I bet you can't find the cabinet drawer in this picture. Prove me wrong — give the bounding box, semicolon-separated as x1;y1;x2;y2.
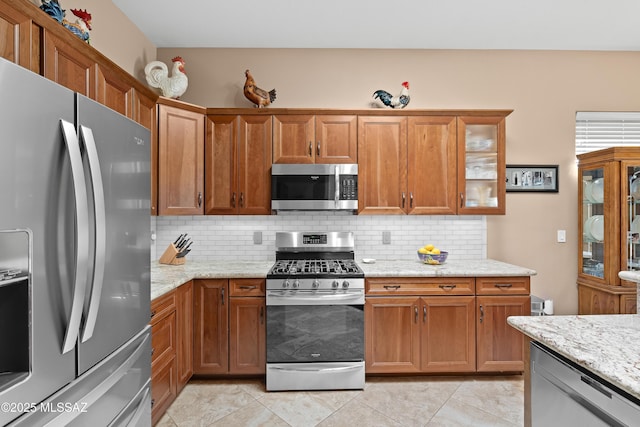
150;290;176;325
151;310;176;365
476;277;530;295
151;354;176;425
229;278;265;297
366;277;475;296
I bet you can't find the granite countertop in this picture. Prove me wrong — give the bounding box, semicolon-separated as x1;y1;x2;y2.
151;258;536;300
508;314;640;400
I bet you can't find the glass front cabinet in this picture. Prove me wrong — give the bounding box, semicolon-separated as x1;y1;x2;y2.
577;147;638;314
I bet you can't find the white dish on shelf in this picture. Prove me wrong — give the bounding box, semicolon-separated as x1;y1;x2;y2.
632;216;640;234
591;178;604;203
583;180;595;203
583;216;594;241
590;215;604;242
632;178;640;199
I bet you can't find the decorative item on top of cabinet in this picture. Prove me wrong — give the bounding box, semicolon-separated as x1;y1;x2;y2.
205;114;272;214
157;97;205;215
243;69;276;108
577;147;639;314
39;1;92;44
273;114;357;164
372;81;410;109
145;57;188;100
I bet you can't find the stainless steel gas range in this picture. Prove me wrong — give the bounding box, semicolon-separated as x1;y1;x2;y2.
265;231;365;391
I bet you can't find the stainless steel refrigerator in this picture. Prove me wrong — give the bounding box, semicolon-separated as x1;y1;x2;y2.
0;57;151;426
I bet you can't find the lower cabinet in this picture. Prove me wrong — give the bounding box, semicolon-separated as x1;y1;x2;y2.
365;276;530;374
365;278;476;374
476;277;531;372
150;281;193;425
194;278;266;375
578;282;637;314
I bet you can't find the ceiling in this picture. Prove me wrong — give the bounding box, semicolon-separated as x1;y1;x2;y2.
112;0;640;51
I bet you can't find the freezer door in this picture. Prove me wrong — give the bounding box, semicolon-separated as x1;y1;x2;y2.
75;95;151;375
8;326;152;427
0;58;77;425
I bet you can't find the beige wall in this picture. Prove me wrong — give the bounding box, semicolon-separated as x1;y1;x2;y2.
157;48;640;314
29;0;156;80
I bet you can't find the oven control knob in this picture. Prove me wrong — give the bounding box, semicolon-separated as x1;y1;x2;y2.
332;280;340;289
312;279;320;289
342;280;350;289
283;279;290;289
293;279;300;289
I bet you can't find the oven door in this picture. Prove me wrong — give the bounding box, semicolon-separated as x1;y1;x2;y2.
266;290;364;364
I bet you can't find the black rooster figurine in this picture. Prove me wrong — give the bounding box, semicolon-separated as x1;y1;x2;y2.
373;81;410;109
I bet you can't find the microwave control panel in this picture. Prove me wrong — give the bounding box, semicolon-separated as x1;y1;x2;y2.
340;176;358;200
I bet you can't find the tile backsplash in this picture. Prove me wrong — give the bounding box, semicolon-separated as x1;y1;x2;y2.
152;213;486;263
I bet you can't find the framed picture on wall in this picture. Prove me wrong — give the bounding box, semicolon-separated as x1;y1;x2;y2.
506;165;559;193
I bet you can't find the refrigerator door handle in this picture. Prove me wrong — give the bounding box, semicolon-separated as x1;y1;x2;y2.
79;125;106;343
60;119;90;354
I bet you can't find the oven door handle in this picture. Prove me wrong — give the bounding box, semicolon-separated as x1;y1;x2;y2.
268;364;362;373
266;290;364;303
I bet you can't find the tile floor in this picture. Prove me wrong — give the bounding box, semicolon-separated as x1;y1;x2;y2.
157;375;524;427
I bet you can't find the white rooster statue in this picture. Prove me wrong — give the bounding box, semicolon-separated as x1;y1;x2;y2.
373;81;410;109
144;57;188;99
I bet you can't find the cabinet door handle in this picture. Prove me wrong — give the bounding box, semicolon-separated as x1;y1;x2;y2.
239;285;257;290
231;192;236;208
240;192;244;208
423;305;427;323
221;287;225;305
150;309;156;319
309;141;312;156
197;191;203;207
439;284;457;290
317;141;320;156
410;192;414;208
494;283;513;289
260;306;264;324
402;192;406;208
479;305;484;323
414;305;418;323
383;285;401;290
460;192;464;208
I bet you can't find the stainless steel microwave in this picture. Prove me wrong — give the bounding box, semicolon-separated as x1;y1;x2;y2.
271;164;358;211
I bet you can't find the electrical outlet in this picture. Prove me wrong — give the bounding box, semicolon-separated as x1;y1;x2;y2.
382;231;391;244
557;229;566;243
253;231;262;244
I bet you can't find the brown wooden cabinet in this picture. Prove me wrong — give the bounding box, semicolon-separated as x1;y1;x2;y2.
205;115;272;215
365;277;476;374
43;30;96;98
476;277;530;372
0;1;40;72
157;98;205;215
150;291;177;425
175;281;193;394
273;114;357;164
193;278;266;375
577;147;639;314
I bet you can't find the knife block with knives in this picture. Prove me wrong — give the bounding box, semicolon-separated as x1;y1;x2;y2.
159;234;192;265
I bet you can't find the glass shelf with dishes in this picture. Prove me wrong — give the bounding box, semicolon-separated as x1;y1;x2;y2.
463;124;499;208
582;168;605;279
626;166;640;271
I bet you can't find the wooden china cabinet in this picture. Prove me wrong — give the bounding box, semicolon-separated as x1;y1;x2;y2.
577;147;639;314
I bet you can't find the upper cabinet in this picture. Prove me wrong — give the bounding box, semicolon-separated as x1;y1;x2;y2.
0;2;40;72
358;111;510;215
157;98;205;215
205;114;272;215
577;147;638;314
457;115;507;215
273;114;357;164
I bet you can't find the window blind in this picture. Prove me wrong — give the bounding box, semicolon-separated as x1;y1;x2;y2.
575;112;640;155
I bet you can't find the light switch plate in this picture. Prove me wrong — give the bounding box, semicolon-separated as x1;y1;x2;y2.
557;229;566;243
382;231;391;244
253;231;262;244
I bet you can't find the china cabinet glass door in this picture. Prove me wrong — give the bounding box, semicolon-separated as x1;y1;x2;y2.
624;164;640;272
458;116;506;214
581;167;605;280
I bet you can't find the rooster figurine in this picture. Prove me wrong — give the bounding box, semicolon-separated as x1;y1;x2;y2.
373;81;410;109
144;57;188;99
243;70;276;108
40;1;91;43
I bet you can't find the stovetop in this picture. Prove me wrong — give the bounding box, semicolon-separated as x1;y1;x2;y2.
268;259;363;278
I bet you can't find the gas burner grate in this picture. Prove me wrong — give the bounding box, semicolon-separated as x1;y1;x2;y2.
270;259;362;276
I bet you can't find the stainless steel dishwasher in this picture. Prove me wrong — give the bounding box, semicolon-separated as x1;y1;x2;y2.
531;342;640;426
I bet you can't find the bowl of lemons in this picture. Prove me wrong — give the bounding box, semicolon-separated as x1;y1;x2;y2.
417;244;448;265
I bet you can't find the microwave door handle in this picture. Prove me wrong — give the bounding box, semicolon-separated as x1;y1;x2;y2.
60;120;90;354
335;166;340;206
79;125;106;343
